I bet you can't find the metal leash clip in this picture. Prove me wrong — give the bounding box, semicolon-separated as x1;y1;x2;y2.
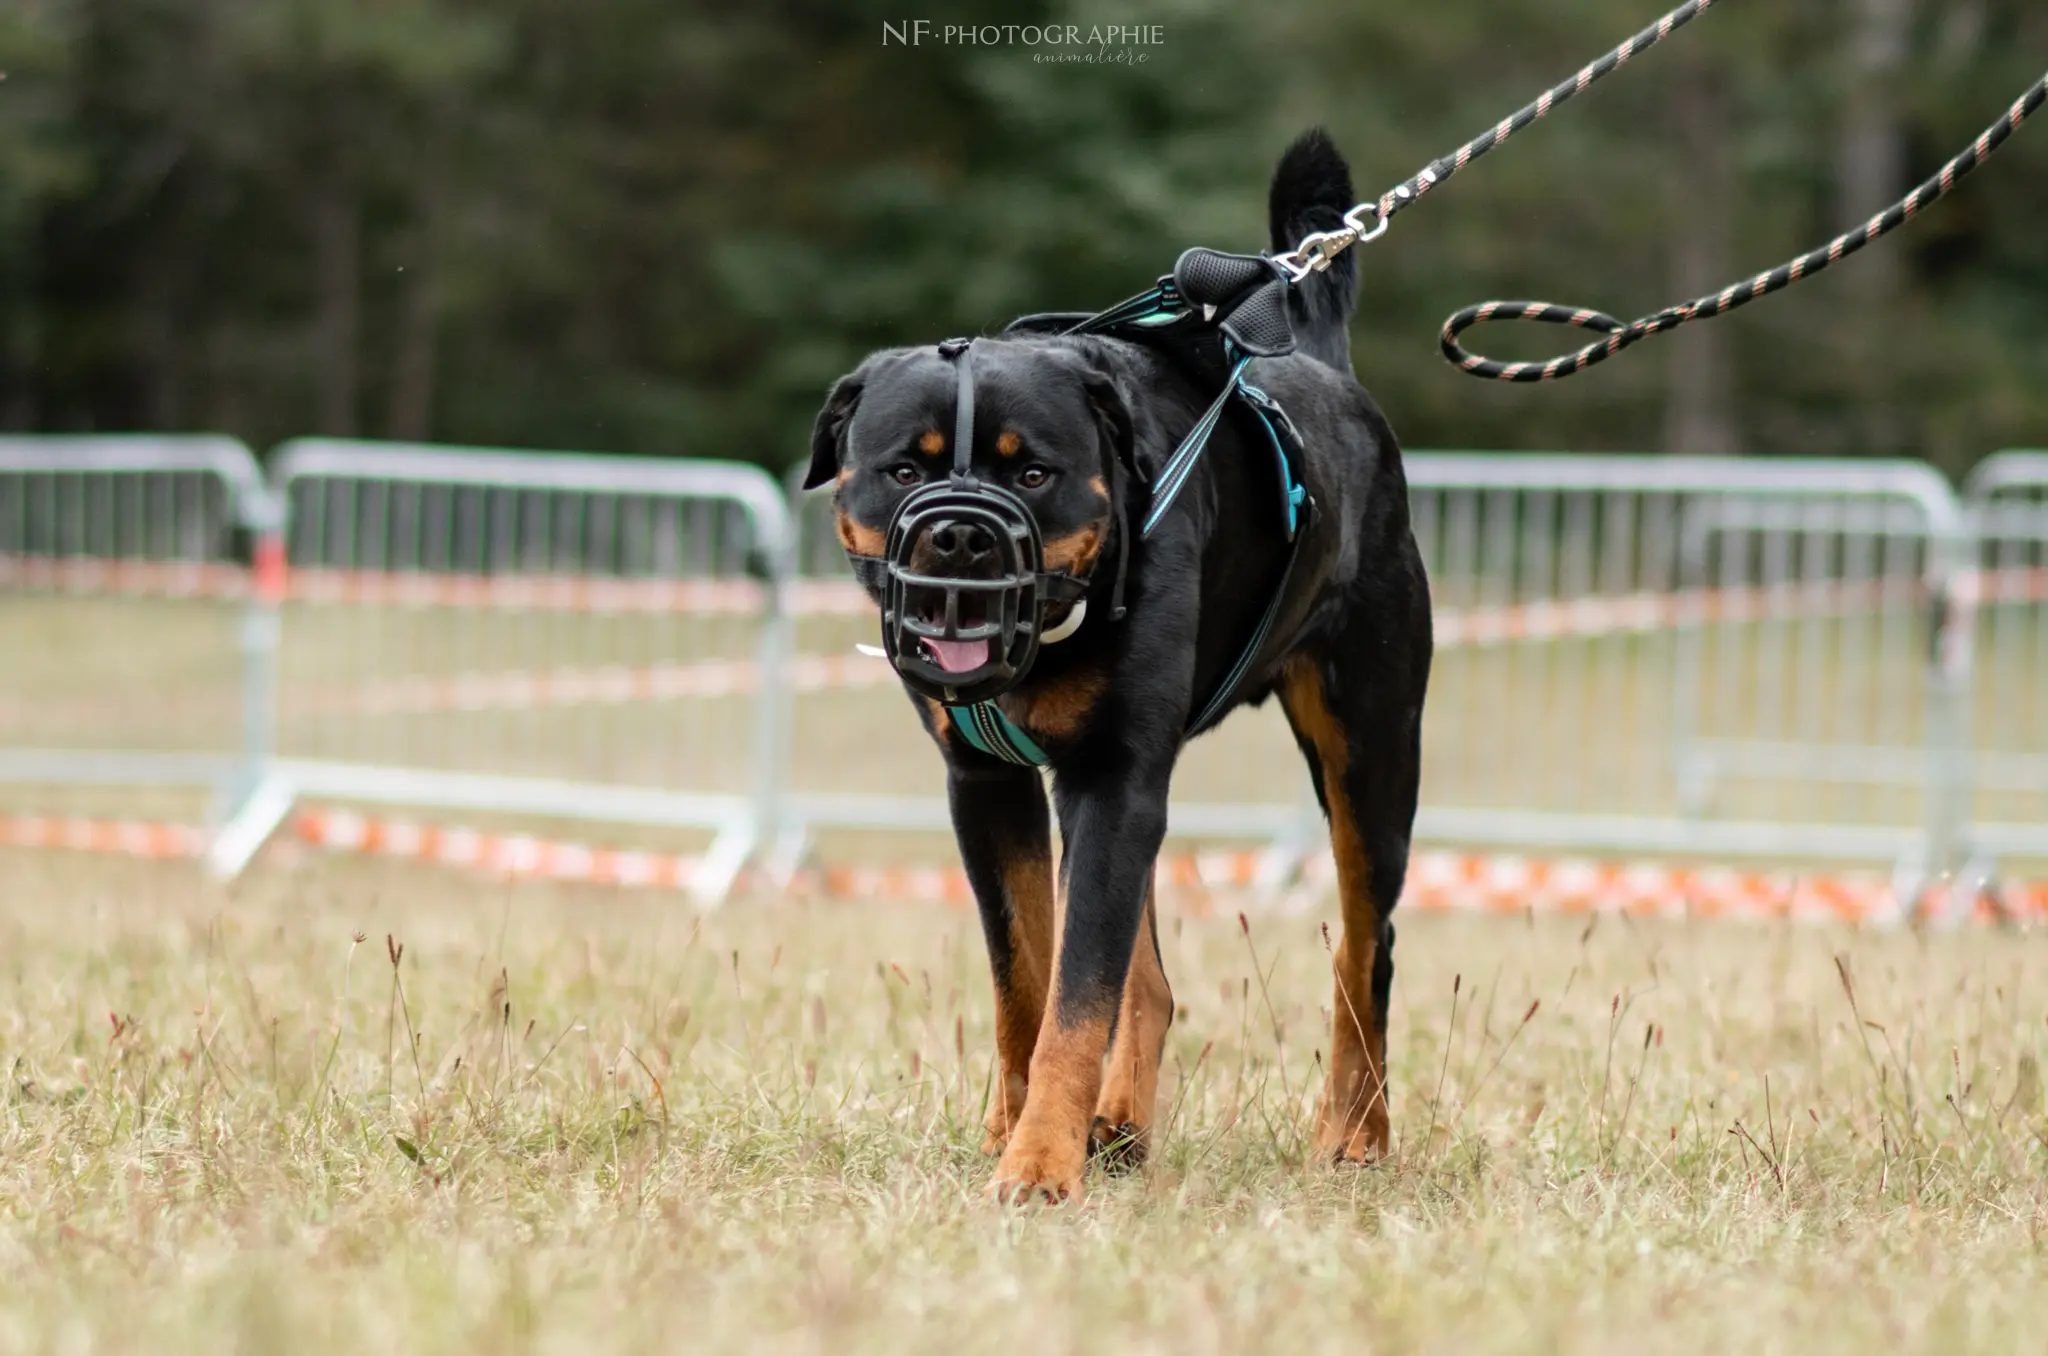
1273;204;1389;283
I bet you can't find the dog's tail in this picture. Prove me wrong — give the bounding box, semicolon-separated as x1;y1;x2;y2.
1269;128;1359;371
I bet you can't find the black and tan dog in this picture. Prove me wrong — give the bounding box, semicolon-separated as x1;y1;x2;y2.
805;130;1431;1202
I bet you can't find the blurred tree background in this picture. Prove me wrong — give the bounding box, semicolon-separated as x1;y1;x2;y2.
0;0;2043;476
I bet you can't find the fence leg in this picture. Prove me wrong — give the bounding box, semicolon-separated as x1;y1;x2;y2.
704;564;803;905
1908;536;1974;929
1921;557;1978;926
209;523;292;879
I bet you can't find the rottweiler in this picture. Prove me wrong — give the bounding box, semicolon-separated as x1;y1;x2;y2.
804;129;1432;1203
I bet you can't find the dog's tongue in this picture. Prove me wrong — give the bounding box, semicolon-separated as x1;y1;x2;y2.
923;637;990;674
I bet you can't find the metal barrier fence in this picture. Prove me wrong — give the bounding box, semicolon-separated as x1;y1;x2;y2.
1963;451;2048;869
0;436;278;829
2;436;2043;901
1409;456;1968;897
249;439;795;900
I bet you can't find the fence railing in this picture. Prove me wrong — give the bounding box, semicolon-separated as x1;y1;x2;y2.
2;436;2042;904
0;436;278;830
244;439;796;900
1405;455;1968;900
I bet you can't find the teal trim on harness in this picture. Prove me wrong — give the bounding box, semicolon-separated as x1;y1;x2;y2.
975;276;1317;757
1237;378;1305;539
1141;355;1253;537
950;699;1050;767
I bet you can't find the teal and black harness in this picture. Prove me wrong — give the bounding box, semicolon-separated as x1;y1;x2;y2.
849;246;1317;768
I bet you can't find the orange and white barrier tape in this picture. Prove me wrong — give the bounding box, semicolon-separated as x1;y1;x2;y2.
0;556;255;600
0;814;204;859
4;807;2043;924
282;807;2048;925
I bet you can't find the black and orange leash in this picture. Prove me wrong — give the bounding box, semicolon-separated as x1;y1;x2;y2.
1270;0;2048;383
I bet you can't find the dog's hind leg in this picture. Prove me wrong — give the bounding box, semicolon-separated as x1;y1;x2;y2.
1090;878;1173;1169
1277;646;1424;1164
947;757;1056;1155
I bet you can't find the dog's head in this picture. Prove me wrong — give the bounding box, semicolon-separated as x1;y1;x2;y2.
806;339;1133;697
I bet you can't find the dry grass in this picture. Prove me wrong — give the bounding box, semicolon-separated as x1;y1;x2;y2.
3;846;2048;1354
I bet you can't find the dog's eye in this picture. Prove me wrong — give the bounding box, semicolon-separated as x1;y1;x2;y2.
1017;464;1054;490
887;463;923;487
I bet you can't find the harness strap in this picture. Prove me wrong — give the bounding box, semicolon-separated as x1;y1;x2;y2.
1189;529;1306;738
951;698;1049;766
1142;355;1253;537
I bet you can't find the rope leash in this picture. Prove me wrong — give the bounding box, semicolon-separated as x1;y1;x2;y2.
1441;73;2048;381
1270;0;2048;383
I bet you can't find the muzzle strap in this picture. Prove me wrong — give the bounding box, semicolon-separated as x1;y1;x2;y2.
937;336;976;477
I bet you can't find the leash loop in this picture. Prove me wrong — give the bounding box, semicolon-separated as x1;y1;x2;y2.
1446;71;2048;382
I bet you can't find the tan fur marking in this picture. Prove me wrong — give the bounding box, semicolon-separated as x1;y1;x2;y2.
835;509;886;557
1277;655;1391;1164
1000;666;1106;742
919;430;945;455
992;1009;1107;1205
835;467;854;487
1042;524;1104;575
995;430;1023;457
918;696;954;739
1092;882;1171;1166
991;871;1108;1204
1087;475;1108;500
982;849;1055;1154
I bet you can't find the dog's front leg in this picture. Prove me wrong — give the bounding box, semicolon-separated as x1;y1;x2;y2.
947;758;1056;1155
990;758;1171;1205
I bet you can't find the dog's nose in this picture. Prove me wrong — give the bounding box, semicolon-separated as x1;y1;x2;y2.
928;522;995;565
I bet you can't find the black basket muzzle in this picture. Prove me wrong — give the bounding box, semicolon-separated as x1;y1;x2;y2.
881;477;1064;703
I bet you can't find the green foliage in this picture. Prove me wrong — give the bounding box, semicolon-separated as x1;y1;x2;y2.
0;0;2043;472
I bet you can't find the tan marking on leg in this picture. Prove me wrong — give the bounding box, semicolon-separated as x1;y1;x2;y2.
919;430;945;455
1043;524;1103;575
982;847;1055;1154
1277;655;1390;1164
836;508;885;556
1092;881;1171;1169
995;430;1023;457
992;1008;1106;1205
991;873;1105;1204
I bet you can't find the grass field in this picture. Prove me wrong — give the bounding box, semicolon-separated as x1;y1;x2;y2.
4;847;2048;1354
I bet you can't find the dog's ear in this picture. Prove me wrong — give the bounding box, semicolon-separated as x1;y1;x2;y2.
1079;365;1140;486
805;372;865;490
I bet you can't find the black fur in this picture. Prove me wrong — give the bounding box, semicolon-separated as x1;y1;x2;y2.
811;129;1432;1185
1270;127;1359;371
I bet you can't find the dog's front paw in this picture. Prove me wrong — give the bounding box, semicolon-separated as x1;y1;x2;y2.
988;1129;1087;1206
1313;1102;1391;1166
1088;1116;1149;1173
